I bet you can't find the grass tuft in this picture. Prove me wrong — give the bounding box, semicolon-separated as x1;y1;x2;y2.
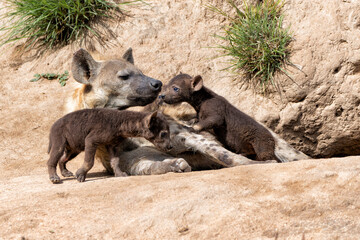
0;0;141;49
30;71;69;86
210;0;292;93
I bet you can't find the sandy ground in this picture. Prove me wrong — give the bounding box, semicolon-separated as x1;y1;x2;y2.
1;157;360;239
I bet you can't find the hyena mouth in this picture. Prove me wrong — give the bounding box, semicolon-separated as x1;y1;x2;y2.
127;95;158;105
117;106;129;110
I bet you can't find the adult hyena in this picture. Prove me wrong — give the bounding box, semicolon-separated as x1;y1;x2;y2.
66;48;309;176
66;48;192;175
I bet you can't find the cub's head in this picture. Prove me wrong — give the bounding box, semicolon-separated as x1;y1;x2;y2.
143;111;172;151
159;73;203;105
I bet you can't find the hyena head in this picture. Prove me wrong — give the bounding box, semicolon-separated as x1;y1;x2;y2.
70;48;162;111
159;73;203;105
143;111;173;152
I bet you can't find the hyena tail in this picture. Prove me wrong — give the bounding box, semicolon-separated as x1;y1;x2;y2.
271;132;310;162
259;124;310;162
256;121;310;162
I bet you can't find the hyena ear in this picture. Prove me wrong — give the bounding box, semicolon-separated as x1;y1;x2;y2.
72;48;101;84
122;48;134;64
145;111;158;129
191;75;203;92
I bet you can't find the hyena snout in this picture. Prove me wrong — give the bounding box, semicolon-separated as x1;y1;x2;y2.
160;142;173;152
149;78;162;91
132;76;162;94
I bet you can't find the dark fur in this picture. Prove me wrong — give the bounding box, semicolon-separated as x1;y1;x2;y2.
47;109;171;183
160;73;279;162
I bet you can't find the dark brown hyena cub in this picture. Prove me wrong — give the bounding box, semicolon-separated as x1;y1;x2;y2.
47;109;172;183
159;73;280;162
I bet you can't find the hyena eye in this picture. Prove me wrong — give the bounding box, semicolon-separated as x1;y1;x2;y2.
160;131;168;138
119;74;129;80
117;71;131;80
173;87;179;92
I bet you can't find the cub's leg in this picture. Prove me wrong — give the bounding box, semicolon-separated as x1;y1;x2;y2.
252;137;280;162
75;137;98;182
58;151;80;177
47;137;66;184
192;99;224;132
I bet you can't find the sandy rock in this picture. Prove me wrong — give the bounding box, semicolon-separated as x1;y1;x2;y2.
275;0;360;157
102;0;360;158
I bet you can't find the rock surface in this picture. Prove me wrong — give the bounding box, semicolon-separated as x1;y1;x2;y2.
1;0;359;157
1;157;360;239
112;0;360;158
0;0;359;239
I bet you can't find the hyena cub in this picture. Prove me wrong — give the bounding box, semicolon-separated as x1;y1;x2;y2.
160;73;280;162
47;109;171;183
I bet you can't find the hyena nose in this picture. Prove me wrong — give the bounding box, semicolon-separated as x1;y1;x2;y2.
159;94;165;99
150;80;162;91
167;145;173;151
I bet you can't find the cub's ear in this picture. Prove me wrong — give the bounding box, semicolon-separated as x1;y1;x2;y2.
122;47;134;64
145;111;158;128
191;75;203;92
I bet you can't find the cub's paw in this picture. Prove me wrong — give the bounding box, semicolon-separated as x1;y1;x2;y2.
75;170;86;182
61;169;74;177
192;124;202;132
50;175;61;184
165;158;191;173
186;118;198;126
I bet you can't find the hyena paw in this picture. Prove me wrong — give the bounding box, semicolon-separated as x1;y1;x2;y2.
165;158;192;173
50;175;61;184
265;160;277;163
75;170;86;182
114;170;128;177
61;169;74;177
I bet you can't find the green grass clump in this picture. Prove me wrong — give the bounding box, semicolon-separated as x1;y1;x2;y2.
210;0;292;93
30;71;69;86
0;0;136;48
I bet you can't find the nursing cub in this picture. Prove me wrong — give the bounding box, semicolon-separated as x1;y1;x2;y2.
160;73;280;162
47;109;171;183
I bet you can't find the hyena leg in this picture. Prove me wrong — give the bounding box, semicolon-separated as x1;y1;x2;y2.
130;158;191;175
96;145;113;174
175;131;272;167
75;139;97;182
108;146;128;177
47;140;66;184
59;151;79;177
120;146;191;176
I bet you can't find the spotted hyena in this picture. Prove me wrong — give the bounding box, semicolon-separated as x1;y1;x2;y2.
66;48;191;175
66;48;309;176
